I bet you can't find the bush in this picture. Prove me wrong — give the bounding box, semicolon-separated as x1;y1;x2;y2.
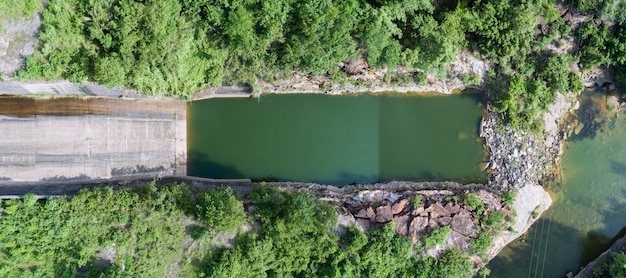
608;253;626;278
423;226;451;249
501;191;516;206
195;187;246;232
469;232;494;255
412;195;423;208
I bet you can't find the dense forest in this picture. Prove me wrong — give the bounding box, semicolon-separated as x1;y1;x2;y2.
0;183;480;277
0;0;618;130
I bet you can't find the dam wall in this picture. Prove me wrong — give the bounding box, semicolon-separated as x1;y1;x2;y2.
0;95;186;185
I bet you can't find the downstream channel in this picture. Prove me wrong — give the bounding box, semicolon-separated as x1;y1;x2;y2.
489;90;626;277
188;91;486;185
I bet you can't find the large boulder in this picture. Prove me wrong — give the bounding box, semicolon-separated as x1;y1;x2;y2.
375;205;393;223
393;215;411;236
444;202;461;215
409;216;429;243
446;230;471;251
392;199;410;215
450;210;477;237
429;202;450;219
436;216;453;226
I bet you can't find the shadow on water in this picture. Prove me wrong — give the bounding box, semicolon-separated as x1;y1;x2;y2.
187;149;246;179
610;160;626;178
489;219;626;277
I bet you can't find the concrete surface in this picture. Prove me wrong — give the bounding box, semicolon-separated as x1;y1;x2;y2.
0;96;186;185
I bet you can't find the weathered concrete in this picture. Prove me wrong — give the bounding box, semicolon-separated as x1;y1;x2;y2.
0;96;186;185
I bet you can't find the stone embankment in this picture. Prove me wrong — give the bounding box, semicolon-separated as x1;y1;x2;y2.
0;95;186;185
268;180;551;263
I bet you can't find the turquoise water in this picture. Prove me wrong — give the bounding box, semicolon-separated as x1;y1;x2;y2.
489;91;626;277
188;92;486;185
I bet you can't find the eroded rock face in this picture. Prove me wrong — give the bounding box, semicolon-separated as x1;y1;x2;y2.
450;210;476;237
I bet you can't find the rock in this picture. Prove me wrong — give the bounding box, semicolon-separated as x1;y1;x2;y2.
355;207;375;220
393;215;411;236
392;199;409;215
375;205;393;223
428;219;440;230
409;216;429;243
355;218;371;231
429;202;450;219
412;206;424;216
450;210;477;237
444;202;461;215
436;216;452;226
446;230;471;251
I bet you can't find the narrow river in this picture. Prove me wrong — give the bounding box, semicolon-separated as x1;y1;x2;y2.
489;90;626;277
188;91;486;185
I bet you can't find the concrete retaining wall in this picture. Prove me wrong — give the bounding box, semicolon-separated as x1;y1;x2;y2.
0;96;186;185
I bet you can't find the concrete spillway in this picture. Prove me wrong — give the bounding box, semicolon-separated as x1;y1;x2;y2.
0;96;186;185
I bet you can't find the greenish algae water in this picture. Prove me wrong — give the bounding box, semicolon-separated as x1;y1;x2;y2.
188;92;486;185
489;91;626;277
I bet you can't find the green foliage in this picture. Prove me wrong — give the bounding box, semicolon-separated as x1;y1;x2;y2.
0;0;42;20
422;226;451;250
578;21;615;71
459;72;482;85
484;210;506;233
491;52;579;132
464;192;485;215
20;0;210;98
500;191;516;206
412;195;423;208
469;232;493;255
0;183;190;277
608;252;626;278
464;0;543;65
195;187;245;232
342;226;368;251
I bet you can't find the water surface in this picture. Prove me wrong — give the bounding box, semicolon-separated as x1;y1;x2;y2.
188;92;486;185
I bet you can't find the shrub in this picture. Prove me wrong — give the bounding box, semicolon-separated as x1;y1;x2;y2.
501;191;516;206
423;226;451;249
411;195;423;208
195;187;246;232
469;232;493;255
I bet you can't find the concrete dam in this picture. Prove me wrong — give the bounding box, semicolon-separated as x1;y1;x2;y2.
0;94;187;186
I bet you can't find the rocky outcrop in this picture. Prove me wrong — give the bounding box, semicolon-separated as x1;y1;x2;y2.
485;183;552;260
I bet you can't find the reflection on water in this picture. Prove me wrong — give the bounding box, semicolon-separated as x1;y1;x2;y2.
188;92;486;185
489;90;626;277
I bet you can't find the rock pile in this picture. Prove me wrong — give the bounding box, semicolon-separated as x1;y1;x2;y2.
342;189;508;255
481;109;567;192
